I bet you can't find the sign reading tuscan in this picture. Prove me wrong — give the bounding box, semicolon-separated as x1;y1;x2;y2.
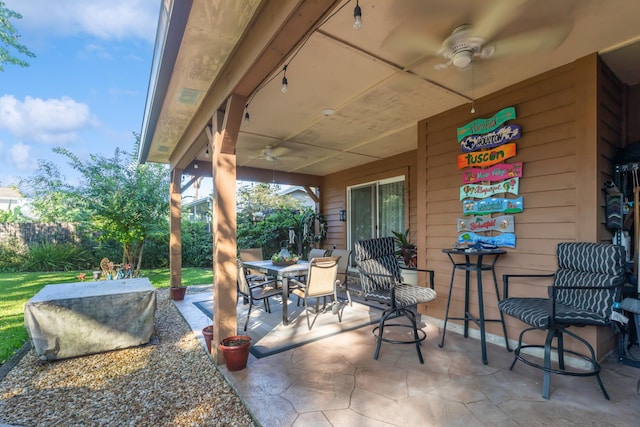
463;196;523;216
460;124;521;153
460;178;519;200
462;162;523;184
457;215;515;233
458;231;516;248
457;143;516;169
456;107;516;142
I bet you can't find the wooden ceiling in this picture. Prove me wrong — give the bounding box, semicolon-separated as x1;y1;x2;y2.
140;0;640;178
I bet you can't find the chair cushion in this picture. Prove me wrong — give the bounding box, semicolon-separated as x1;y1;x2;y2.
395;283;437;307
557;242;625;276
498;297;609;329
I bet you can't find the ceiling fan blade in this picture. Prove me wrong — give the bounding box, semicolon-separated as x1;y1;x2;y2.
490;24;571;57
472;0;529;42
381;22;443;62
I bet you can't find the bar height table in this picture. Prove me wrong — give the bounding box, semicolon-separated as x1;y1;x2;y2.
439;248;511;364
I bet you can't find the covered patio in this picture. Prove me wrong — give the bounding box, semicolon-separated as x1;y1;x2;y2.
173;285;640;426
138;0;640;401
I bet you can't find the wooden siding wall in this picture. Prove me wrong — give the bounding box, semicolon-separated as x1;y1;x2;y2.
418;53;623;360
596;57;625;355
627;84;640;144
321;151;418;251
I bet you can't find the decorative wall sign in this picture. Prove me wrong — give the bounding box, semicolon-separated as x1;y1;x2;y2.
458;231;516;248
462;162;523;184
460;124;521;153
460;178;519;200
456;107;516;142
457;143;516;169
457;215;515;233
463;196;523;216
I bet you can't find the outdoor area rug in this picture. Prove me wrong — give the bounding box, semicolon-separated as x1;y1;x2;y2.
193;298;382;358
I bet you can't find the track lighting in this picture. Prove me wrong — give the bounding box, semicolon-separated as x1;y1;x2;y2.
281;65;288;93
353;0;362;30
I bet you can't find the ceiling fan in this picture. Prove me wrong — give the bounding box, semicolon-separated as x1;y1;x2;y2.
253;145;305;162
383;0;571;71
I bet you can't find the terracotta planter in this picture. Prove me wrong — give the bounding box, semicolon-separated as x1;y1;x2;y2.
219;335;252;371
202;325;213;353
169;286;186;301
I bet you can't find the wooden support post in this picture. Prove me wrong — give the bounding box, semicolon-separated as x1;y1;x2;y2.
211;94;245;364
170;168;183;288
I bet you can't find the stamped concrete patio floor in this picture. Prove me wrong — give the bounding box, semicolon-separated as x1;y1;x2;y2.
175;287;640;427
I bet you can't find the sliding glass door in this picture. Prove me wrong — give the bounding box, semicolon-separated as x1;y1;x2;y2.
347;176;405;263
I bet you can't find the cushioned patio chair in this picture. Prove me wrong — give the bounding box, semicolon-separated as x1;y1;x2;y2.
236;259;283;331
354;237;437;363
290;256;341;330
498;242;627;400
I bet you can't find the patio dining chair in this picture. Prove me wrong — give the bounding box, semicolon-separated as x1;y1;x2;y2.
331;249;352;306
355;237;437;364
290;256;341;330
498;242;628;400
239;248;270;281
236;259;283;331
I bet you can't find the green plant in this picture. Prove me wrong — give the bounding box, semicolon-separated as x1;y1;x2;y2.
23;243;92;272
392;229;417;268
0;237;27;272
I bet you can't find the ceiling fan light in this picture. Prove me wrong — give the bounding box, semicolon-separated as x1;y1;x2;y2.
452;50;472;68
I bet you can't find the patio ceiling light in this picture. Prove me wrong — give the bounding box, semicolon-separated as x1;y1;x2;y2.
281;65;288;93
353;0;362;30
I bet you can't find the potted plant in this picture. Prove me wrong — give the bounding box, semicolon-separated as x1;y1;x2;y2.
169;285;187;301
219;335;252;371
392;229;417;269
202;325;213;353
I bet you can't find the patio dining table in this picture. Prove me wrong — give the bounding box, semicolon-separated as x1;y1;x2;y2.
241;259;309;325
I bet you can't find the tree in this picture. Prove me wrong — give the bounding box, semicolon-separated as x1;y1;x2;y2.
0;1;35;71
21;134;170;272
236;183;321;258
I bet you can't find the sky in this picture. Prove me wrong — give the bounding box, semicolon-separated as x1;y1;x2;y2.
0;0;159;188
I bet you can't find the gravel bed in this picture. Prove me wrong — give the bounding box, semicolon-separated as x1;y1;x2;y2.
0;290;257;427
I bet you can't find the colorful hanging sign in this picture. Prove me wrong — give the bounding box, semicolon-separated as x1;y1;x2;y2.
462;162;523;184
458;231;516;248
457;215;515;233
460;124;521;153
457;143;516;169
456;107;516;142
460;178;519;200
463;196;523;216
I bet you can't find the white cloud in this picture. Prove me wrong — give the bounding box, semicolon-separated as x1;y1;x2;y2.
10;143;33;171
5;0;159;42
0;95;99;144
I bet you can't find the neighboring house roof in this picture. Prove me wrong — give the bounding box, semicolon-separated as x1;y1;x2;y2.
0;187;21;199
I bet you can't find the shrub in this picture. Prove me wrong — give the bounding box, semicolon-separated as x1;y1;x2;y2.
23;243;92;272
182;221;212;267
0;238;28;272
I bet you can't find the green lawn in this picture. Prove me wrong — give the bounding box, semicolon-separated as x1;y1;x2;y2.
0;268;213;365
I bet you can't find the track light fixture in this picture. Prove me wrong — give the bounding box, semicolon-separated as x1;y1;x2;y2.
353;0;362;30
281;65;288;93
